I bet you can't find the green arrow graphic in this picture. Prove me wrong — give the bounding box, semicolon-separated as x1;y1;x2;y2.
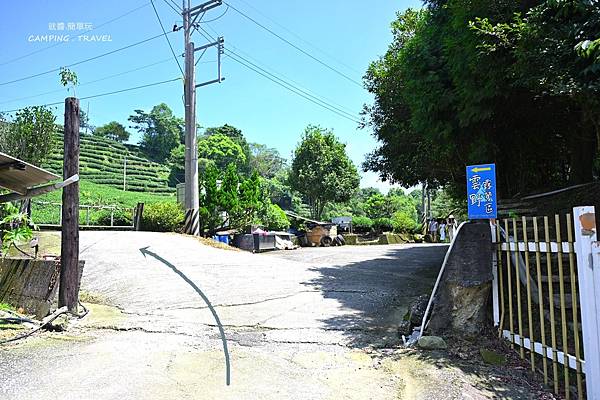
140;246;231;386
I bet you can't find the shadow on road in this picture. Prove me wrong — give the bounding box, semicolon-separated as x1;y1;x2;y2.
301;245;447;348
301;244;553;398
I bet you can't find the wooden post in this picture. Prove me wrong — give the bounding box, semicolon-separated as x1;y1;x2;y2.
134;202;144;231
59;97;80;312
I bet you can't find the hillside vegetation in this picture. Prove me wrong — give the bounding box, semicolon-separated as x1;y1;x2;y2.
43;133;174;194
30;180;175;225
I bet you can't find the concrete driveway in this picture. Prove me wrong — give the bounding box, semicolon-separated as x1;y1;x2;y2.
0;232;547;399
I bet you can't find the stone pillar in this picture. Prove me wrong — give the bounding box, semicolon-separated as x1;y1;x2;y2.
428;221;492;337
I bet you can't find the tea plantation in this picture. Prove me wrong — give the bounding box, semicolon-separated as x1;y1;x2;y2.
43;133;174;194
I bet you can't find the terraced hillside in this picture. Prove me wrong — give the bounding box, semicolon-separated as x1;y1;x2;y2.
44;134;174;194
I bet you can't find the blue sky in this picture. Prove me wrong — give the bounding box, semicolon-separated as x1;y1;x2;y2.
0;0;421;192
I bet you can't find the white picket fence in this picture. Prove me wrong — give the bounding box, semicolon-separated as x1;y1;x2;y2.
492;206;599;399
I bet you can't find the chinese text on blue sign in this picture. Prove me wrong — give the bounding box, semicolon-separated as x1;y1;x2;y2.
466;163;497;219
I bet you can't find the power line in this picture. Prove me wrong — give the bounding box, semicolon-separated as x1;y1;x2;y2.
0;2;151;67
150;0;184;75
80;77;180;101
226;47;359;119
225;50;360;124
0;57;174;106
0;31;174;87
223;1;363;88
216;33;357;115
199;26;358;118
0;77;181;114
202;5;229;23
226;51;359;123
230;0;362;76
162;0;182;14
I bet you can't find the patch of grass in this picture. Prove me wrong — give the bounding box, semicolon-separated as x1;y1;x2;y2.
4;231;61;258
0;303;15;312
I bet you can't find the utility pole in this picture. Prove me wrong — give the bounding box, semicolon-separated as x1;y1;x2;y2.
59;97;81;313
123;155;127;191
181;0;224;235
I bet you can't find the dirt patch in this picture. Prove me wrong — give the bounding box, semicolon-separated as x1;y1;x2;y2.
418;328;558;399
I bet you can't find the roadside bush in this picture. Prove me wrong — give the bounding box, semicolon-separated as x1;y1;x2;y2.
392;211;418;233
263;203;290;231
373;217;394;233
352;216;373;233
141;201;184;232
96;208;133;226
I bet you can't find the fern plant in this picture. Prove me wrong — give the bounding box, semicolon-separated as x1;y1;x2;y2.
0;203;35;256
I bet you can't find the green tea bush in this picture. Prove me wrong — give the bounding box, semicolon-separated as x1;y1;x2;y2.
96;208;133;226
141;202;184;232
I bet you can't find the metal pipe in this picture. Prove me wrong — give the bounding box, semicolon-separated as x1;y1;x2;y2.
417;221;467;338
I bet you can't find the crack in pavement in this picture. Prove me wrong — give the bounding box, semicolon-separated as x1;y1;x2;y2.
157;289;374;311
115;288;377;316
81;324;354;347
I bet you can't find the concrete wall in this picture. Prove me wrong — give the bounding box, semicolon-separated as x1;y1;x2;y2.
0;258;84;318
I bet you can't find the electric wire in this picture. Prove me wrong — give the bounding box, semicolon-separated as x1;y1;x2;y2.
198;27;360;122
0;2;151;67
202;5;229;23
223;1;363;87
204;25;357;116
150;0;184;75
225;51;360;124
0;57;175;106
230;0;362;75
0;77;181;114
162;0;182;14
0;31;176;87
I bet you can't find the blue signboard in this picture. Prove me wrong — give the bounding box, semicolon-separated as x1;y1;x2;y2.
466;163;497;219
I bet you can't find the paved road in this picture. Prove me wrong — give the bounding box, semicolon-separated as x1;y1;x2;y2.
0;232;543;399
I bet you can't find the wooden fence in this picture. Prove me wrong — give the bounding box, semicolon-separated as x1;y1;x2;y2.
492;206;599;400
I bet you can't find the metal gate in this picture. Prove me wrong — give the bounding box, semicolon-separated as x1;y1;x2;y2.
492;206;599;399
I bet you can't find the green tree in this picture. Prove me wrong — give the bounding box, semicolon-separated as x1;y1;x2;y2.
198;164;265;235
168;144;185;186
79;109;95;134
289;125;360;219
199;164;221;234
471;0;600;183
205;124;251;173
262;203;290;231
362;3;595;200
59;67;78;96
94;121;130;142
198;133;247;172
129;103;183;162
364;192;388;219
0;106;56;165
249;143;286;178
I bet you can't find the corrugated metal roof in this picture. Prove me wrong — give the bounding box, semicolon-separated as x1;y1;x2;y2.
0;152;59;195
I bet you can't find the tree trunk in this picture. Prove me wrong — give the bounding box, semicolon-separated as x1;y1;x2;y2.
568;123;596;184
